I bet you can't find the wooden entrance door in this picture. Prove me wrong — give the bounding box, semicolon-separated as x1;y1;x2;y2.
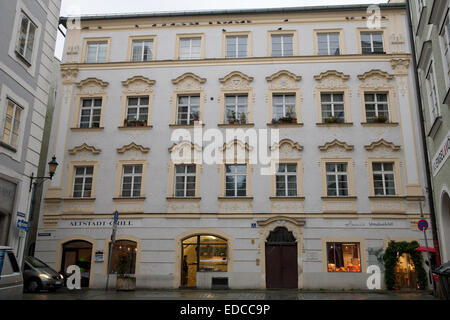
265;227;298;289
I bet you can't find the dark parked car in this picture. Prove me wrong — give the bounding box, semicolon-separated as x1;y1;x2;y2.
23;256;64;292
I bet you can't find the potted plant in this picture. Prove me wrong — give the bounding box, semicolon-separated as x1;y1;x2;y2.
116;251;136;291
240;112;246;124
373;115;388;123
324;116;338;124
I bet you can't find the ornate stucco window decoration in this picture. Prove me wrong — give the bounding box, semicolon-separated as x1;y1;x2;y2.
119;76;156;130
71;78;109;131
170;72;207;128
313;70;352;126
266;70;303;127
268;139;305;214
218;71;255;127
357;70;399;126
318;139;357;214
113;142;150;214
167;141;203;214
218;139;253;214
364;138;405;214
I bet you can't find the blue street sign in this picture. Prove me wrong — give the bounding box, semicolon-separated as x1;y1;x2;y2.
114;211;119;224
0;250;5;280
16;212;26;218
418;219;429;232
17;219;29;232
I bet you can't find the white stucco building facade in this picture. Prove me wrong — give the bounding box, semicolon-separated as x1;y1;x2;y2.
35;3;435;290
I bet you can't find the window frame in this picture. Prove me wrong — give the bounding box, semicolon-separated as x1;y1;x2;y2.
124;96;150;127
1;98;23;150
268;30;298;57
325;162;349;197
367;158;402;197
176;94;201;125
67;161;99;199
425;60;441;125
364;92;391;123
82;37;111;63
357;28;387;55
223;31;252;58
128;35;157;62
174;164;197;198
78;97;103;129
114;160;147;200
275;163;298;197
224;164;248;198
371;162;396;196
72;166;94;199
439;13;450;88
121;164;144;198
320;92;346;124
314;29;344;56
15;11;37;65
326;242;362;273
176;34;205;60
321;158;355;198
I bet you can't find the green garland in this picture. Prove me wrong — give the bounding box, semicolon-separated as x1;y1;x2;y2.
382;240;428;290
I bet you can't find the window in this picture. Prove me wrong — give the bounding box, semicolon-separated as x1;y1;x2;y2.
317;33;340;55
73;166;93;198
326;163;349;196
131;40;153;62
271;34;293;57
125;97;149;127
372;162;396;196
426;62;441;123
174;164;196;197
276;164;297;197
361;32;384;54
225;164;247;197
226;35;248;58
2;99;22;148
365;93;390;123
441;16;450;82
16;11;37;63
321;93;345;123
327;242;361;272
86;42;108;63
179;37;202;60
121;164;143;198
109;240;137;275
182;235;227;287
272;94;296;122
177;95;200;125
225;95;248;124
79;98;102;128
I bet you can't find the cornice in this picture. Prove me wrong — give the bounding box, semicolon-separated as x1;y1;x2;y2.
219;71;254;83
266;70;302;82
270;139;303;151
68;143;101;155
318;139;354;151
172;72;207;84
117;142;150;154
364;139;401;151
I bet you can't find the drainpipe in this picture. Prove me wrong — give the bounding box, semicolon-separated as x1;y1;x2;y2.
405;0;441;266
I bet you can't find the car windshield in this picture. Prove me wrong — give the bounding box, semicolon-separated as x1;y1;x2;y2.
26;257;50;268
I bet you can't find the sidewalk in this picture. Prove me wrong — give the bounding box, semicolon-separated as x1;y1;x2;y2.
22;288;439;300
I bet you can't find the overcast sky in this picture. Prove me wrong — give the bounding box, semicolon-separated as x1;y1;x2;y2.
56;0;389;58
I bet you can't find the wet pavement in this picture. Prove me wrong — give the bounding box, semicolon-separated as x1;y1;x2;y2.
22;288;439;300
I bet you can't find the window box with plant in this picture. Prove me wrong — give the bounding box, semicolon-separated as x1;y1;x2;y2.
124;119;147;127
371;114;389;124
324;116;341;124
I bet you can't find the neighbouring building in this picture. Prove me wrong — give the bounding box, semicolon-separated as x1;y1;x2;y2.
35;2;435;290
0;0;62;264
407;0;450;263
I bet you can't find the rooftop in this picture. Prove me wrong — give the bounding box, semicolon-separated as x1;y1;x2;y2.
59;2;405;25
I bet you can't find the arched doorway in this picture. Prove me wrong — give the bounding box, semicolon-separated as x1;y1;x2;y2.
265;227;298;289
441;191;450;261
61;240;93;287
181;235;228;288
108;240;137;275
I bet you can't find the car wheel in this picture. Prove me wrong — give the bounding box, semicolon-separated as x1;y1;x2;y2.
27;280;41;293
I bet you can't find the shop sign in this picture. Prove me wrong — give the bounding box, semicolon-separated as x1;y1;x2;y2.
0;178;16;214
95;251;104;262
68;220;133;227
432;130;450;177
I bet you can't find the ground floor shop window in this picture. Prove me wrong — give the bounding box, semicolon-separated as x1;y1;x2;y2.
395;253;417;289
109;240;137;275
327;242;361;272
181;235;228;287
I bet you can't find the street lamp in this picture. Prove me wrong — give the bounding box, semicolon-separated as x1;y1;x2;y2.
29;155;59;192
23;156;58;259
